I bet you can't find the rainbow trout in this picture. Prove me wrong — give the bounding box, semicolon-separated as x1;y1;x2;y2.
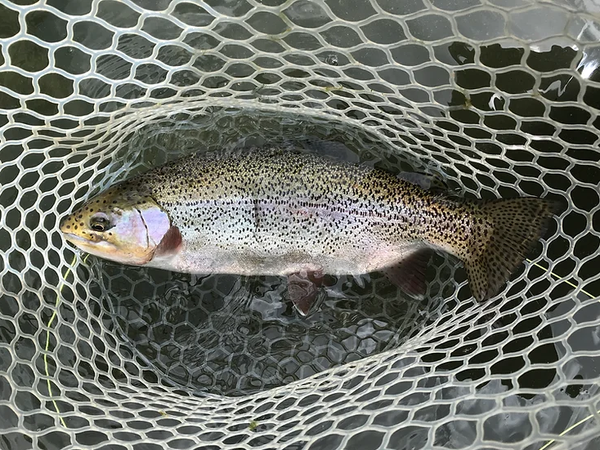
60;148;557;313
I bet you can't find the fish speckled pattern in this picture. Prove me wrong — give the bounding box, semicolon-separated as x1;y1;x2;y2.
60;147;558;302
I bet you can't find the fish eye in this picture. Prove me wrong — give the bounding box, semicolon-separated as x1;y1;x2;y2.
90;213;112;233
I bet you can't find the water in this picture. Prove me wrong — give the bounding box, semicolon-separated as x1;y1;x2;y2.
1;1;598;445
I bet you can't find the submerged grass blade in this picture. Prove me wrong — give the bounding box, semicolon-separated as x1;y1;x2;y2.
44;252;85;428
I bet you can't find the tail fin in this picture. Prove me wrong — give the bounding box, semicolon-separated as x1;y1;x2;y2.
464;198;559;302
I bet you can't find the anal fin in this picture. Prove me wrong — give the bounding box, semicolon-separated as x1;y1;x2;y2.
287;270;331;316
382;249;433;298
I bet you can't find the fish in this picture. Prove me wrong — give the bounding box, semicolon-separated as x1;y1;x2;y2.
60;147;558;314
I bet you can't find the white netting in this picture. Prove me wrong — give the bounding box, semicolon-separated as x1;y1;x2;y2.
0;0;599;449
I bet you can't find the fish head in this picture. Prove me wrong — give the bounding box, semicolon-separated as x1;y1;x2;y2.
60;185;174;266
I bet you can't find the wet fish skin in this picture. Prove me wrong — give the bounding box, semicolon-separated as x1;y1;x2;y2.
60;148;558;302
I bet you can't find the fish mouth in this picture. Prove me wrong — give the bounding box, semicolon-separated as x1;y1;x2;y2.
61;232;84;244
61;230;153;266
61;232;124;261
61;232;102;247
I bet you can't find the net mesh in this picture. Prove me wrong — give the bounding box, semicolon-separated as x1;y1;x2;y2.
1;0;599;449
